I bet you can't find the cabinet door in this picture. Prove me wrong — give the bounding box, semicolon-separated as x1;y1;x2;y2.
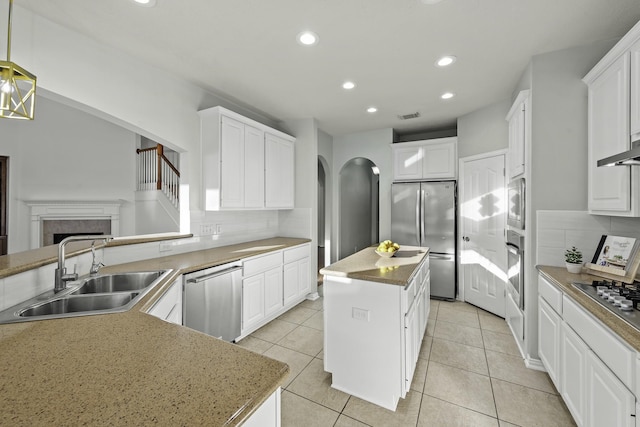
265;134;294;209
507;93;527;179
585;350;635;427
588;53;631;213
264;267;283;317
422;141;456;179
283;262;299;306
561;322;588;427
404;297;421;393
631;40;640;138
393;146;423;181
220;116;245;208
297;257;310;297
538;297;561;392
242;274;265;328
244;125;265;208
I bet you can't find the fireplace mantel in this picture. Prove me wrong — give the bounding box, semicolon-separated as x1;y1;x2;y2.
26;200;122;249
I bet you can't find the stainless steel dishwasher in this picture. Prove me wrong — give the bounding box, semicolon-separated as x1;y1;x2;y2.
183;262;243;342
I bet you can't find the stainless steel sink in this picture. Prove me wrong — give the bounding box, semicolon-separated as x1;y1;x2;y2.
19;293;139;317
0;269;171;323
71;271;165;294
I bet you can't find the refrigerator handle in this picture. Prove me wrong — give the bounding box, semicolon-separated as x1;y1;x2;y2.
420;189;425;244
415;189;421;241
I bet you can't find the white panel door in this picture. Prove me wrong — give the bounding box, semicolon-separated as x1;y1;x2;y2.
538;297;561;391
244;125;265;208
220;116;245;208
242;274;265;329
392;146;423;181
588;53;630;213
264;267;283;317
460;154;507;317
561;322;588;427
283;262;298;306
585;350;635;427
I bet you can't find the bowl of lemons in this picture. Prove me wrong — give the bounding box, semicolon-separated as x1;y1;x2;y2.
375;240;400;258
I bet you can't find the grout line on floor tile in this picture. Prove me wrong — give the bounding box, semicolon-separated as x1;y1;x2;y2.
285;388;342;419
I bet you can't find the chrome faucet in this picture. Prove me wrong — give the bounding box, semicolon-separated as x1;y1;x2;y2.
54;235;113;293
89;241;105;276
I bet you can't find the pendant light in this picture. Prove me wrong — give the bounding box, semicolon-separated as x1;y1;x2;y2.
0;0;36;120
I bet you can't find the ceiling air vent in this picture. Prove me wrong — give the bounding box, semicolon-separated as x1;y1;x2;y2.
398;112;420;120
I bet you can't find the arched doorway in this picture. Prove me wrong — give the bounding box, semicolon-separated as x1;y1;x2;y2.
339;158;379;259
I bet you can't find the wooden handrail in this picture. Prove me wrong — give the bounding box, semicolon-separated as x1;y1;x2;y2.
136;147;157;154
160;153;180;177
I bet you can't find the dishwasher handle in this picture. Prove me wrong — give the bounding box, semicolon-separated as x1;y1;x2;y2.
186;266;243;284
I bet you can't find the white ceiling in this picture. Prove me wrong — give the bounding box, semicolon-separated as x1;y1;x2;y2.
14;0;640;136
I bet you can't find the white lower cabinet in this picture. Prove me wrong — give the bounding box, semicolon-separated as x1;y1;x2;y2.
561;322;588;426
241;387;281;427
538;297;561;391
240;244;311;338
540;273;638;427
147;278;182;325
586;350;635;427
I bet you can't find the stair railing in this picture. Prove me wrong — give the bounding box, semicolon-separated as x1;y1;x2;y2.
136;144;180;208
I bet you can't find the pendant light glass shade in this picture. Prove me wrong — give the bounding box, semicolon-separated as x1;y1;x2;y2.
1;0;36;120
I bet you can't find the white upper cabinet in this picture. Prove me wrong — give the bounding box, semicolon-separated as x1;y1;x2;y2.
199;106;295;211
392;137;457;181
506;90;529;180
265;133;295;209
584;21;640;216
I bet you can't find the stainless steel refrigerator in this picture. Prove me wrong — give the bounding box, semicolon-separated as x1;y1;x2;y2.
391;181;456;300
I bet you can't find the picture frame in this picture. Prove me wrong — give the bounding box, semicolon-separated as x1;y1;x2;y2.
586;235;640;283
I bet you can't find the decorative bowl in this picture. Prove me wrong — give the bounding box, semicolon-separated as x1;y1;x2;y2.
375;249;397;258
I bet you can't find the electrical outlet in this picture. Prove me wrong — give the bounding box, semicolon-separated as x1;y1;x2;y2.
200;224;215;235
216;224;222;234
352;307;370;322
159;242;173;252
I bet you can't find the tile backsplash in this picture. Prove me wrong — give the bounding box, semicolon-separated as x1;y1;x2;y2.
537;210;640;267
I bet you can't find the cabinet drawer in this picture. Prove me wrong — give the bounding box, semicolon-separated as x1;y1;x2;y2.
538;275;562;314
283;244;310;264
563;295;635;390
244;252;282;277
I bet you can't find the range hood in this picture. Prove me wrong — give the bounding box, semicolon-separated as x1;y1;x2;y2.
597;140;640;167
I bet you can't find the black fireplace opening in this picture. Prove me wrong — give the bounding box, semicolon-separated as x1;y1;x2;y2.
53;232;104;244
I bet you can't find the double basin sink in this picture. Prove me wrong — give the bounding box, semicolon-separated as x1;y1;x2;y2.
0;270;171;323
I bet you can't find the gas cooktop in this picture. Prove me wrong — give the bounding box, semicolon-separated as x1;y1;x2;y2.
571;280;640;332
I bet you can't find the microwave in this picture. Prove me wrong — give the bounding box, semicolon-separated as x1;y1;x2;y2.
507;178;525;230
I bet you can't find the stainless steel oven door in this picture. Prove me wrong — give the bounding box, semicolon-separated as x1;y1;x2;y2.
507;178;525;230
506;231;524;310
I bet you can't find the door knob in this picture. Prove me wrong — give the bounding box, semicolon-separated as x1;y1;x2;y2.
463;236;470;242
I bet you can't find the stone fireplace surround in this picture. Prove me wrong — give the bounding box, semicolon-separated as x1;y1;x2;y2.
26;201;121;249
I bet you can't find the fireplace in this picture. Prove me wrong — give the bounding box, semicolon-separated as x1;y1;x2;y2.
27;201;121;249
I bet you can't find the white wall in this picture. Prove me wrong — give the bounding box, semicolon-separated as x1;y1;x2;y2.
6;4;282;220
1;96;137;253
318;130;333;266
332;128;393;262
457;100;510;159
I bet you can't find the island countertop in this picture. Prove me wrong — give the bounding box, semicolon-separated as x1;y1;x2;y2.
320;245;429;286
0;236;310;426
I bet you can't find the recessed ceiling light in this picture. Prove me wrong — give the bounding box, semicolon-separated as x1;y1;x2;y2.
297;31;319;46
436;55;457;67
132;0;156;6
441;92;455;100
342;81;356;90
367;107;378;113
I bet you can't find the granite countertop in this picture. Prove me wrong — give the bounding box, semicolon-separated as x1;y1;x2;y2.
0;236;310;426
320;245;429;286
537;265;640;353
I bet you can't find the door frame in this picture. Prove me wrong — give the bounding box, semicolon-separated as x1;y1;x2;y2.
457;148;507;303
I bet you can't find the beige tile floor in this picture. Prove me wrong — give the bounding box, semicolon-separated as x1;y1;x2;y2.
236;294;576;427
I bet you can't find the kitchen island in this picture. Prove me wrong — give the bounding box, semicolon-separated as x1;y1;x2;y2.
0;236;310;426
320;245;430;411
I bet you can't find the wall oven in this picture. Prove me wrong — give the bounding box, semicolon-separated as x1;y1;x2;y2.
506;230;524;309
505;230;525;342
507;178;525;230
